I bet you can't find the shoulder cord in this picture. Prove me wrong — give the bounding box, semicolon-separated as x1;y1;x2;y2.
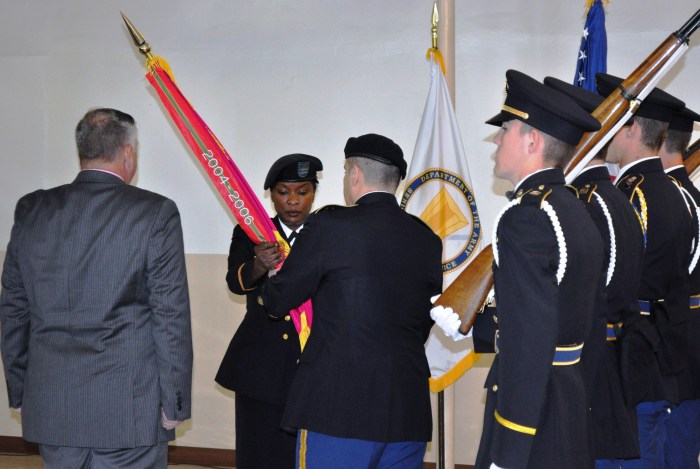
493;199;567;285
591;192;616;286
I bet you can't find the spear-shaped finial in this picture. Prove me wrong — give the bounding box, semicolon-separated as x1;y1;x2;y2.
431;2;439;50
121;11;154;61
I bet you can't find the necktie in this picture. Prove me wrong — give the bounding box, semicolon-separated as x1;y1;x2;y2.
288;231;297;246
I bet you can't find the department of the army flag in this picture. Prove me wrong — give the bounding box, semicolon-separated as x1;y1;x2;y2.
401;49;482;393
144;57;313;348
574;0;608;91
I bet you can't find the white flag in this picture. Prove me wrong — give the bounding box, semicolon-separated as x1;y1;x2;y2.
400;50;482;393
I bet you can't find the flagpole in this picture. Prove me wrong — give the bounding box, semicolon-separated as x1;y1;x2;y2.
435;3;456;469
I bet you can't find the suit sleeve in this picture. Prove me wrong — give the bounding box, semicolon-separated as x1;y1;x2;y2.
261;216;324;317
0;196;33;408
490;206;559;469
146;199;193;421
225;224;260;294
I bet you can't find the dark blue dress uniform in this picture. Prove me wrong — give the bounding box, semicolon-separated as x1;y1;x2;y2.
475;169;604;469
666;165;700;402
543;76;644;460
615;159;692;405
261;192;442;444
215;218;299;469
474;69;605;469
572;165;644;460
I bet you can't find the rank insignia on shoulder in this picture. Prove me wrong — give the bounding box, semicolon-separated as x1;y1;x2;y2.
616;174;644;194
530;190;542;196
314;204;352;214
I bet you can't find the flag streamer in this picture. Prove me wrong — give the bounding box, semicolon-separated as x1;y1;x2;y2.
144;55;312;348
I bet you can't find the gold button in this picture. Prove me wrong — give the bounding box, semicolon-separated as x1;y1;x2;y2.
492;385;498;392
282;334;289;340
492;315;498;324
257;296;264;305
284;315;291;321
296;359;300;364
539;185;544;190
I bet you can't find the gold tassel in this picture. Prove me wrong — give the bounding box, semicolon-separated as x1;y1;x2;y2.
426;48;446;76
147;55;177;85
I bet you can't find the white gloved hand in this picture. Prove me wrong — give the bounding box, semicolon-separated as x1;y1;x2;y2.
430;305;466;341
490;463;509;469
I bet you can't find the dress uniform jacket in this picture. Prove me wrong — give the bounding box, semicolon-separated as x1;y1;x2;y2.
215;217;300;405
261;192;442;443
0;170;192;448
666;166;700;401
475;168;604;469
615;158;692;405
572;165;644;459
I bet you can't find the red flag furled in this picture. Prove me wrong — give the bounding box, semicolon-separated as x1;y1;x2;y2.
122;15;312;348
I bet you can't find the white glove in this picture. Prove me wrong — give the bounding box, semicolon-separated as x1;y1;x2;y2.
430;305;467;341
490;463;509;469
12;407;20;415
161;408;183;430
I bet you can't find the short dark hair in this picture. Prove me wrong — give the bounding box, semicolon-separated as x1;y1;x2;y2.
519;122;575;168
75;108;137;162
635;116;668;153
663;128;692;155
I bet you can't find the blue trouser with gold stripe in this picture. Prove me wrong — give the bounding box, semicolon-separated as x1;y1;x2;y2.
296;429;426;469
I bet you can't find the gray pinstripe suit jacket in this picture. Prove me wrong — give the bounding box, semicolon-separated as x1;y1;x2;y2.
0;170;192;448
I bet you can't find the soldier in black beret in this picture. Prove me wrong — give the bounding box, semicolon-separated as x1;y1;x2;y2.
545;76;645;465
215;153;322;469
432;69;605;469
596;72;693;469
261;133;442;468
657;103;700;469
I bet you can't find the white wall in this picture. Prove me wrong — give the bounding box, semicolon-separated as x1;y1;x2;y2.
1;0;699;464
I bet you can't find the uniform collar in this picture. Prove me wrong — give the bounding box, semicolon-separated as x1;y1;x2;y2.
616;156;662;182
513;167;565;196
355;191;398;206
571;165;610;186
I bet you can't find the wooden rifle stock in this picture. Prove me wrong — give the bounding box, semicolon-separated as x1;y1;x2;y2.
441;8;700;335
683;138;700;175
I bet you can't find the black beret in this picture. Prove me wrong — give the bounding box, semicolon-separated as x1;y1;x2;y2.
595;73;685;123
669;106;700;133
486;70;601;146
543;76;604;113
344;133;407;179
264;153;323;190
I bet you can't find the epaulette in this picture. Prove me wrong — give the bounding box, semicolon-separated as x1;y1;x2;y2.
517;186;553;208
617;174;647;247
313;204;353;214
576;182;598;204
407;213;434;233
616;173;644;198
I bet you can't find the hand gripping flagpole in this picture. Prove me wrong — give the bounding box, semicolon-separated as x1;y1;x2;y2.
121;12;314;349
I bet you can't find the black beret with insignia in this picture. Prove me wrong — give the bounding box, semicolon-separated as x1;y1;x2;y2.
596;73;685;124
344;133;407;179
264;153;323;190
486;70;601;146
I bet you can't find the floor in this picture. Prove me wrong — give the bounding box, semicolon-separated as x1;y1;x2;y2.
0;453;233;468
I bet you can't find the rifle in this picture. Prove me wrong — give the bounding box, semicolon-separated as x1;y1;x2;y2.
436;8;700;335
684;138;700;176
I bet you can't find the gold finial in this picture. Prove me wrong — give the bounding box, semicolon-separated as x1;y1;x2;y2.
431;2;439;50
121;12;154;61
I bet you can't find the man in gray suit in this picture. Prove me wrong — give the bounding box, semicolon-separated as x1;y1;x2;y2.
0;108;193;468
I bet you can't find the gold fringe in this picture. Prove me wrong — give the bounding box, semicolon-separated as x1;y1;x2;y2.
147;55;177;85
426;48;447;76
586;0;610;9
